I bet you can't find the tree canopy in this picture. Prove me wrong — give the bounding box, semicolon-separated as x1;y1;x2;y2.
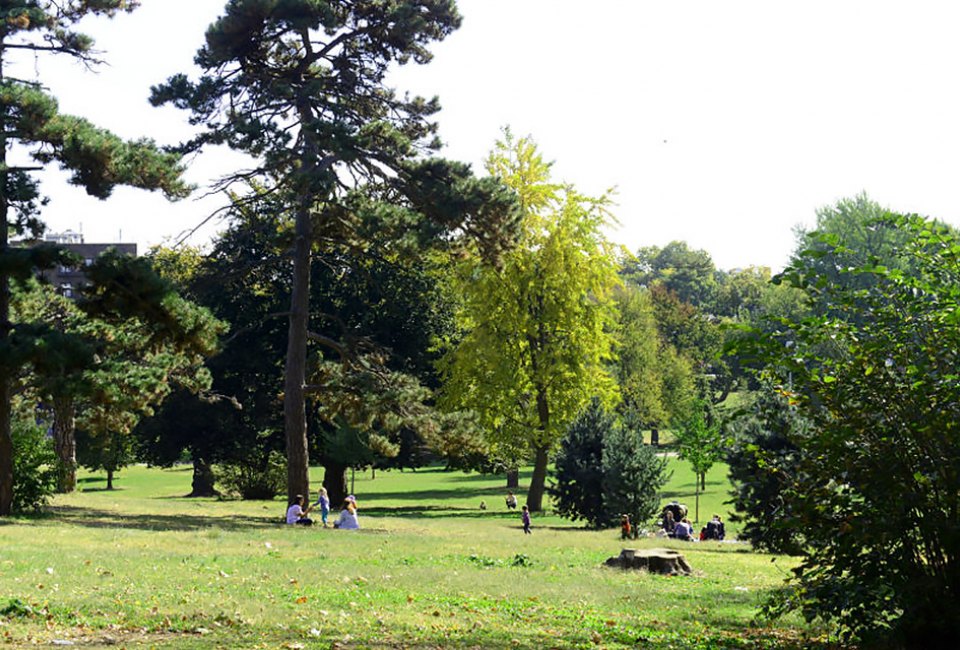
735;213;960;644
438;132;621;511
0;1;190;514
152;0;520;503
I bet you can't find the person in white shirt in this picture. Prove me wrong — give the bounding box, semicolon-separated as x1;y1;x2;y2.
333;498;360;529
286;494;313;526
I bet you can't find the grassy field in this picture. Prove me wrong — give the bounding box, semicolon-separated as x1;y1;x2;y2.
0;460;839;649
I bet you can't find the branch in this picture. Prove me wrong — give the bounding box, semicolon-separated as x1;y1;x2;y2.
307;330;349;358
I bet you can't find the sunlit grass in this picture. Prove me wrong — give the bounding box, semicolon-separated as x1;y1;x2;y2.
0;464;834;648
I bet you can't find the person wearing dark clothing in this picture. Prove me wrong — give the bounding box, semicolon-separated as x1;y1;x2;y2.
521;505;532;534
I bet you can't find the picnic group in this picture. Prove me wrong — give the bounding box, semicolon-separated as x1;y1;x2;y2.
286;488;360;529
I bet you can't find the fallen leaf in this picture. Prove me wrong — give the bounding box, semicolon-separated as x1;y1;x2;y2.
295;596;308;604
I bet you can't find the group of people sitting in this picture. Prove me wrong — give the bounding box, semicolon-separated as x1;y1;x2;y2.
285;488;361;529
658;502;725;541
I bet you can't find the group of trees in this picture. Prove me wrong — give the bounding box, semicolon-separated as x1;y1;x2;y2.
2;4;956;646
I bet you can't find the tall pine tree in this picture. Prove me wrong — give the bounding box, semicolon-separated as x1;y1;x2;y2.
0;1;190;515
152;0;520;503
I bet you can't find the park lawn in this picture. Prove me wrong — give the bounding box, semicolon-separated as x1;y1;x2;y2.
0;463;836;649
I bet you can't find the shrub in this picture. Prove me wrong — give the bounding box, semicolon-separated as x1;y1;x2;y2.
215;449;285;500
12;419;57;513
735;214;960;645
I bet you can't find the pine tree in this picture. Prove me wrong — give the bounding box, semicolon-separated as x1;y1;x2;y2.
602;424;669;530
0;1;190;515
551;399;669;529
550;398;609;528
151;1;520;503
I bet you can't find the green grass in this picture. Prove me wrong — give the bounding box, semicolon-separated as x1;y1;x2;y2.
0;463;837;648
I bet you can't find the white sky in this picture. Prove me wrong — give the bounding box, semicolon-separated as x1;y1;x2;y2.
23;0;960;271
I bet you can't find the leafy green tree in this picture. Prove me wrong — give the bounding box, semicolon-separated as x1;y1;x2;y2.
624;241;720;309
725;386;808;555
439;132;620;511
550;398;608;528
152;0;519;504
736;214;960;645
613;284;696;444
672;398;723;522
0;1;190;515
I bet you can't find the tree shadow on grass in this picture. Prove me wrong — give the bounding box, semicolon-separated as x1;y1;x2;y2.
46;505;281;533
360;505;519;520
360;485;513;503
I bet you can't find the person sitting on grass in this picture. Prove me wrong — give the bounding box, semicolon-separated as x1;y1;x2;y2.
333;498;360;530
705;514;725;540
673;517;693;541
662;509;676;536
286;494;313;526
505;491;518;510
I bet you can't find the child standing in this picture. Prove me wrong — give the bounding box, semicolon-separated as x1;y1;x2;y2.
521;505;532;534
314;487;331;527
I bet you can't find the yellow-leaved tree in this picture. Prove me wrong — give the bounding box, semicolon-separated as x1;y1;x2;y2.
439;131;622;511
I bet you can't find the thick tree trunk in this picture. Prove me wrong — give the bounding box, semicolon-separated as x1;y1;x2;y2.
526;446;550;512
323;461;349;509
650;428;659;447
189;456;217;497
505;468;519;489
0;377;11;515
283;201;312;504
0;107;13;516
106;468;114;491
53;396;77;493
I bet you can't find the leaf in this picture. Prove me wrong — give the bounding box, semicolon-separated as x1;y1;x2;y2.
295;596;308;604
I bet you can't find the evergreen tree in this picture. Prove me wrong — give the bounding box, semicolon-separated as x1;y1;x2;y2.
602;424;669;530
152;0;519;503
0;1;190;515
726;387;808;555
550;398;608;528
551;399;669;529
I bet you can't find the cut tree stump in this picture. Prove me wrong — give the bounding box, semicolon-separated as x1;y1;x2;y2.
604;548;692;575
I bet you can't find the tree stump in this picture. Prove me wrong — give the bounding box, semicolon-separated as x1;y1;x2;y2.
604;548;692;575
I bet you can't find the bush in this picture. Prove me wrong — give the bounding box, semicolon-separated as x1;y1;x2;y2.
215;449;285;500
12;419;57;513
735;214;960;645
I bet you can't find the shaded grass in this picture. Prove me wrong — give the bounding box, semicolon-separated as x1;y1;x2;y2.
0;464;838;649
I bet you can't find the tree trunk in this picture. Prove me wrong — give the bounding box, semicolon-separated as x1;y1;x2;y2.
52;396;77;493
526;446;550;512
188;456;217;497
650;428;659;447
323;461;349;509
700;472;706;492
283;200;312;504
506;468;519;489
0;376;11;515
0;102;13;516
694;481;700;524
106;468;114;491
